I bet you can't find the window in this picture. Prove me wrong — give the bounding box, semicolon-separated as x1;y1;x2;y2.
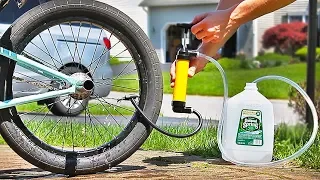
288;15;303;22
284;13;320;29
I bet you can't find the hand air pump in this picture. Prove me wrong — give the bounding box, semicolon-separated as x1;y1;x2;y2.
171;23;197;114
124;23;204;138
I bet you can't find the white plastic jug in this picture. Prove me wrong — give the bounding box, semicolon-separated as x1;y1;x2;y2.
222;83;274;163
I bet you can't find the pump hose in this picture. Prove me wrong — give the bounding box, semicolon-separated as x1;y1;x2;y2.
129;97;203;138
196;52;319;167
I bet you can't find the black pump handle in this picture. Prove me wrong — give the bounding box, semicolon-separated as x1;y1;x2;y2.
176;23;194;30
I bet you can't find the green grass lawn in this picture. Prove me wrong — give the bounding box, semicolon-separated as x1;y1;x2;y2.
0;120;124;148
113;63;320;99
0;123;319;169
16;102;134;115
109;56;131;65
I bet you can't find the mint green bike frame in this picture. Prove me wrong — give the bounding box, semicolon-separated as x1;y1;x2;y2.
0;47;82;109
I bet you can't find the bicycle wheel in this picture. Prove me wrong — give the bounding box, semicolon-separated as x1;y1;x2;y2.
0;0;162;175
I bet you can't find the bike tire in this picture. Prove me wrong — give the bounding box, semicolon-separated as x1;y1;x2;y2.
0;0;162;175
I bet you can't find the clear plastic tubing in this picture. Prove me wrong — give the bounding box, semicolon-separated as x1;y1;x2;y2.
195;52;318;167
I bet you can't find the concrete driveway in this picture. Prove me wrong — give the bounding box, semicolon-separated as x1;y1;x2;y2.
108;91;302;126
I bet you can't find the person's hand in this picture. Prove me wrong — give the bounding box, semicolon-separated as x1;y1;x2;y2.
170;44;221;88
191;7;239;44
170;56;207;88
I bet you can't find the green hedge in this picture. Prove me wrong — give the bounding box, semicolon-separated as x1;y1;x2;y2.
203;58;241;72
203;53;302;71
295;46;320;61
255;53;297;68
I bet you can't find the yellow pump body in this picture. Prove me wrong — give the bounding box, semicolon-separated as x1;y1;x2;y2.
173;59;189;103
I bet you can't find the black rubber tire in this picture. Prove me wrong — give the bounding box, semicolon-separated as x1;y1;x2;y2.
0;0;162;176
45;66;89;116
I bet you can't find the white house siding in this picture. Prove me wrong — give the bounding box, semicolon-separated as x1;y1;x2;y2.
97;0;148;33
274;0;310;25
256;12;275;54
96;0;148;60
148;4;217;63
273;0;320;27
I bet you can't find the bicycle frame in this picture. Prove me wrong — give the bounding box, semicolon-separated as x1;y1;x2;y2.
0;47;82;109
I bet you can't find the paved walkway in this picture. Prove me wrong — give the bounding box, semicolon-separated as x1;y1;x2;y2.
108;91;301;125
1;145;320;179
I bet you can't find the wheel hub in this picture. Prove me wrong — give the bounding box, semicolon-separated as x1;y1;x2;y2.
70;72;94;100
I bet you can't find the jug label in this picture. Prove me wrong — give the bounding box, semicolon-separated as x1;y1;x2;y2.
236;109;263;146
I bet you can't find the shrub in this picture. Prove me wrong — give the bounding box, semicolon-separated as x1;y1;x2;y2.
203;58;241;72
288;81;320;122
255;53;299;68
218;58;241;69
236;52;246;61
262;22;307;55
295;46;320;61
239;59;257;69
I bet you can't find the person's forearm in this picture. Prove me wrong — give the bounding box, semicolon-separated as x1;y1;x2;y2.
230;0;296;26
198;0;295;57
216;0;244;10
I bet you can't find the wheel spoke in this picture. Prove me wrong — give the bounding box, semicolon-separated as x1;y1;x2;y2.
47;28;64;65
22;51;57;69
83;107;88;150
113;58;134;80
68;22;82;66
93;94;136;113
95;82;139;92
78;23;92;66
38;34;60;69
87;40;121;71
92;95;122;128
29;41;63;67
58;24;76;63
87;28;104;71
